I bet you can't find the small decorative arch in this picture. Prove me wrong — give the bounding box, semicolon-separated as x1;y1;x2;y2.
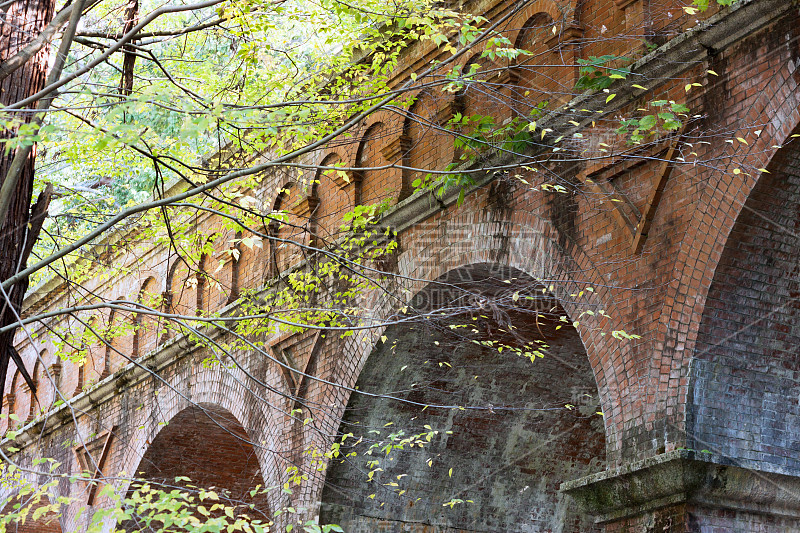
197;252;209;314
100;308;115;379
310;153;348;242
451;52;512;162
100;303;133;379
166;257;191;317
510;9;582;113
401;91;457;200
502;0;566;47
76;315;103;391
229;230;243;304
2;369;20;432
133;276;161;357
37;348;61;412
268;182;308;276
354;121;392;206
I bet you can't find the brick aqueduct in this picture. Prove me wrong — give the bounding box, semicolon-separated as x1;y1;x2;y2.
4;0;800;531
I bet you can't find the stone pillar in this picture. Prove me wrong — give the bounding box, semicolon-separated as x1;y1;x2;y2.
562;450;800;531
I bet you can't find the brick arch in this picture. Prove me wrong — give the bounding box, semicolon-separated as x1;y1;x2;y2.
401;90;457;200
0;493;63;533
319;262;606;531
12;364;30;426
115;363;284;526
269;181;308;275
80;315;104;389
501;0;574;47
105;300;135;375
27;359;40;422
197;252;210;314
35;348;60;412
689;130;800;475
133;276;161;357
2;368;20;432
394;200;621;433
119;402;272;528
308;187;632;511
166;255;197;317
354;121;394;206
647;17;800;461
513;14;555;86
454;51;510;144
312;151;348;243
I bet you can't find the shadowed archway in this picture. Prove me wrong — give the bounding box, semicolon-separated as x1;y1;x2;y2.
121;403;270;529
320;264;606;532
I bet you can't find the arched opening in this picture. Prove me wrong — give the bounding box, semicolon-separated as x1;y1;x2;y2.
105;303;135;375
235;225;266;293
120;404;270;530
311;153;344;244
512;13;561;116
27;360;40;423
80;316;104;388
197;252;210;315
0;494;63;533
453;53;508;164
269;183;306;275
401;91;456;201
167;257;197;318
320;264;605;532
2;369;20;433
355;122;393;206
692;134;800;474
133;276;161;357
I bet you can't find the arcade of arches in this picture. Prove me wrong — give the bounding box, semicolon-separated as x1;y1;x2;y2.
4;1;800;533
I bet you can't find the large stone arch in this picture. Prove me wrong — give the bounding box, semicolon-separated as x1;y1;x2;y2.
112;357;286;528
647;13;800;459
120;403;271;529
308;183;631;472
690;130;800;475
319;262;606;532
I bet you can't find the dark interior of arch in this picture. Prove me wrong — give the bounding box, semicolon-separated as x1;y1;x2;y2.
0;497;62;533
320;264;605;532
120;404;270;529
692;136;800;475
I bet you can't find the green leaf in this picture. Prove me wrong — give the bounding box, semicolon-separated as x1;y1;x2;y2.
638;115;657;130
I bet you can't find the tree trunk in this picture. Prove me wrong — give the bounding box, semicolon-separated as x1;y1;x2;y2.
0;0;57;407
